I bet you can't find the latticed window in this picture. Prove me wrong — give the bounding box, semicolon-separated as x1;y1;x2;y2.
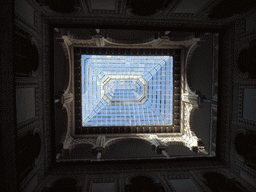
74;48;181;134
81;55;173;127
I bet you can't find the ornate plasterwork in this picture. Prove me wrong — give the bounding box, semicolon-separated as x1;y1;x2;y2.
59;32;207;158
61;35;75;150
63;35;201;49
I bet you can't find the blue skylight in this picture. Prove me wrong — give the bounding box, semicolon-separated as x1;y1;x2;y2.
81;55;173;126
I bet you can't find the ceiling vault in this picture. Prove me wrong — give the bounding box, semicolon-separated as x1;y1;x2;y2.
56;30;210;161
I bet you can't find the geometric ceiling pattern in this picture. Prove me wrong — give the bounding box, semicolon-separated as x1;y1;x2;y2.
81;55;173;126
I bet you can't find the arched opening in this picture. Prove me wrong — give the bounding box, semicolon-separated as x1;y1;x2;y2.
127;0;171;16
52;177;77;187
14;26;39;77
235;131;256;170
42;177;82;192
106;29;155;44
238;41;256;79
54;107;67;154
48;177;79;192
36;0;80;14
54;30;69;96
17;130;41;182
235;133;247;156
166;144;195;156
208;0;256;19
203;172;244;191
103;139;162;159
126;176;165;192
203;172;230;191
65;144;96;159
49;0;77;14
168;31;195;42
244;131;256;170
32;132;41;160
187;35;213;98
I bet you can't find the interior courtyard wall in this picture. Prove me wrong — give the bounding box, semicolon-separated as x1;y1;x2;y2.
13;1;46;191
228;10;256;189
9;0;256;191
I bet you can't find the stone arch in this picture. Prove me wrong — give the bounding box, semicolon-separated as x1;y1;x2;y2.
184;40;200;94
17;128;42;182
125;175;165;192
125;174;160;185
234;132;247;157
126;0;171;17
202;171;243;191
30;37;40;77
236;130;256;170
105;29;156;45
208;0;256;20
203;172;230;191
64;143;97;159
68;142;96;151
52;177;77;187
185;34;213;99
233;129;247;162
189;106;199;125
54;34;70;94
32;128;42;164
165;142;195;155
168;31;195;42
14;26;40;77
54;107;68;154
235;43;249;78
103;137;160;159
62;36;72;95
62;104;72;148
237;39;256;79
47;176;82;191
104;137;155;148
35;0;81;15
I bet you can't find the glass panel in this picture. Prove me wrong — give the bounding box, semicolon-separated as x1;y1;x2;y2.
81;55;173;126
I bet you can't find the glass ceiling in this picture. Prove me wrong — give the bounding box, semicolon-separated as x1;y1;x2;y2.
81;55;173;127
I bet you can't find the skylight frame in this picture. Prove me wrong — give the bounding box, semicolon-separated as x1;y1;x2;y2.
74;47;181;135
